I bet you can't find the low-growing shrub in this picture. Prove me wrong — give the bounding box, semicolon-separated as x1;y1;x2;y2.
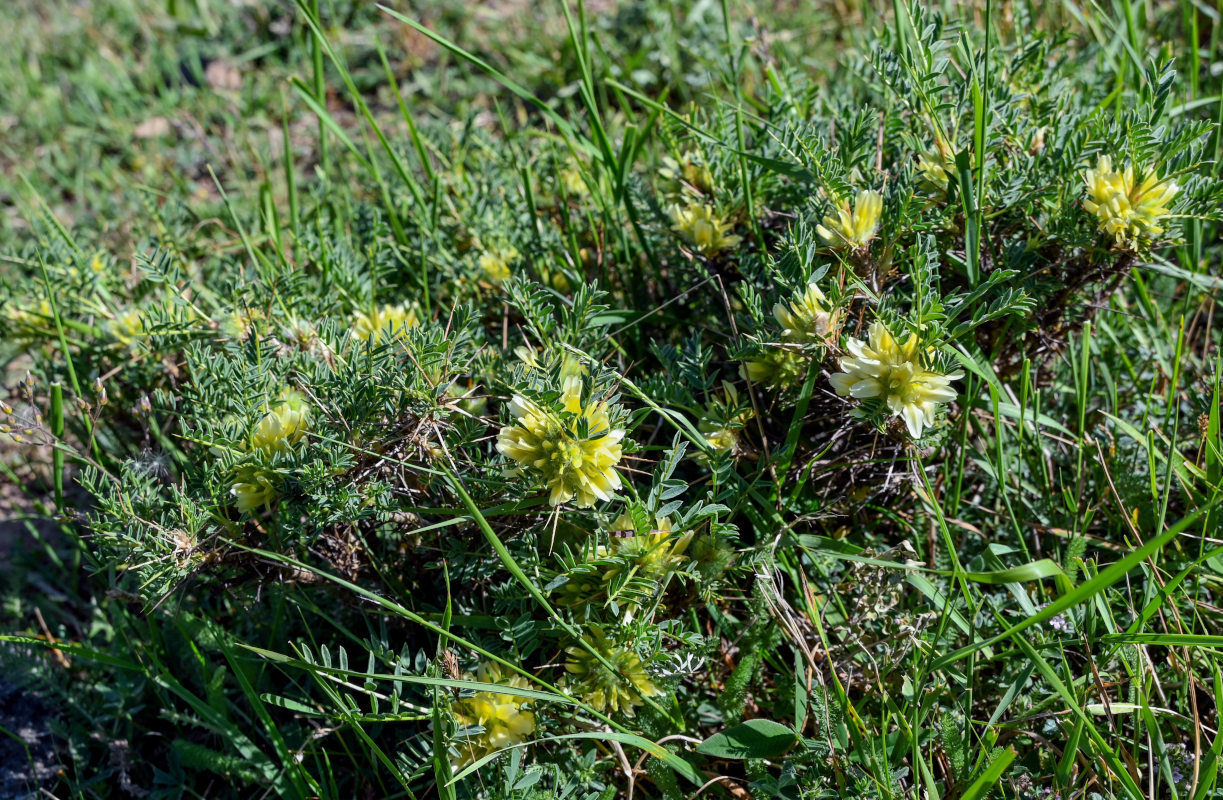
2;1;1222;798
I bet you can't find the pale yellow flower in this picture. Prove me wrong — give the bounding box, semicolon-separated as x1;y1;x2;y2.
560;374;584;414
701;425;740;455
773;282;838;344
451;662;536;769
659;151;714;199
741;348;807;390
249;391;310;453
916;154;953;197
1082;155;1178;246
698;382;752;458
829;320;962;438
231;465;280;512
351;303;419;343
6;299;52;332
479;246;518;284
231;391;311;511
670;202;741;257
497;394;624;508
222;307;263;340
564;630;660;715
513;345;541;370
107;309;145;347
559;162;590;198
608;514;691;579
816;189;883;249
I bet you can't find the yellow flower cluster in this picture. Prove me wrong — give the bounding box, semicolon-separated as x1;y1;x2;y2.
699;384;754;456
607;514;691;578
773;282;838;344
742;348;807;390
916;153;953;198
559;162;590;198
669;202;741;257
351;303;419;343
496;389;625;508
555;514;692;620
451;662;536;769
248;391;310;453
659;151;714;199
222;307;264;340
478;246;519;285
700;423;740;455
829;320;962;438
1082;155;1178;247
564;630;660;716
742;279;840;388
6;299;53;336
106;309;146;347
817;189;883;250
231;390;312;512
231;468;280;513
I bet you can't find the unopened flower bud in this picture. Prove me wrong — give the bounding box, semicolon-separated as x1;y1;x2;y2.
1029;126;1046;155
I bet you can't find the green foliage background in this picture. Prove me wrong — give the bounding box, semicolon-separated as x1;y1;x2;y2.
1;0;1222;799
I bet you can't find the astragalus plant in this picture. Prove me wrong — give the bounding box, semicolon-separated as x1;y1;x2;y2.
2;1;1222;799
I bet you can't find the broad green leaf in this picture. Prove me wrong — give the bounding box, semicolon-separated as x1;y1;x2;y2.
695;719;799;759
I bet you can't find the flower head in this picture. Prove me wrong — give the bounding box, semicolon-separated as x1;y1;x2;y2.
6;298;52;334
249;391;310;453
608;514;691;578
916;153;953;198
659;152;714;199
700;424;740;455
479;246;518;285
564;629;660;715
1082;155;1178;247
107;308;146;347
556;514;690;618
773;282;838;344
231;465;280;512
231;391;311;511
816;189;883;250
829;320;962;438
741;348;807;390
222;307;263;340
559;159;590;199
497;392;625;508
670;202;741;257
351;303;419;343
451;662;536;768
